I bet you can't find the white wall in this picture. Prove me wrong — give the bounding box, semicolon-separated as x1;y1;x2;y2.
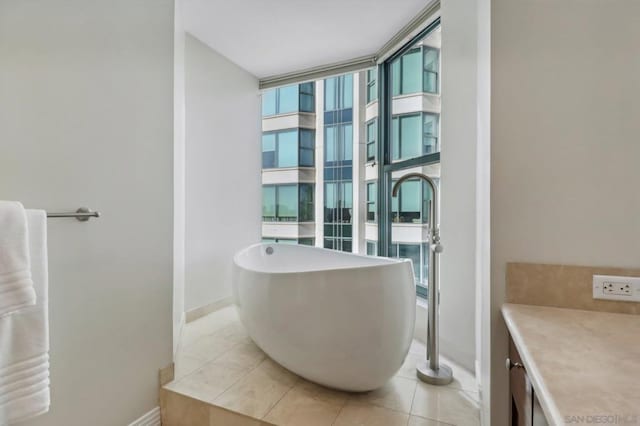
184;34;261;312
0;1;175;425
491;1;640;424
476;0;491;423
173;0;186;355
439;0;479;372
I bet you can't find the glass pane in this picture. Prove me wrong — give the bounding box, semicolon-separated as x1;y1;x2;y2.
278;85;298;114
367;69;377;103
342;124;353;161
325;126;336;162
298;184;314;221
262;89;276;116
423;114;439;154
401;49;421;94
300;94;314;112
367;182;376;222
393;114;421;160
366;241;377;256
423;48;439;94
299;129;314;167
398;244;420;281
277;185;297;221
298;238;314;246
299;83;315;112
343;182;353;209
400;180;421;223
324;78;336;111
342;75;353;109
262;186;276;220
277;130;298;167
391;60;400;96
392;117;400;161
262;133;276;168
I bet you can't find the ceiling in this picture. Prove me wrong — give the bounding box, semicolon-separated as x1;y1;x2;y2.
182;0;431;79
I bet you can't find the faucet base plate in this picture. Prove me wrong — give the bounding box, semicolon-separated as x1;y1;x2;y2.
416;361;453;386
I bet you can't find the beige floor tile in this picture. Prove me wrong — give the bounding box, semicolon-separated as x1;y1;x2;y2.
174;353;208;380
348;376;417;413
181;329;241;361
215;340;266;370
397;351;423;381
408;414;454;426
438;356;478;393
402;343;478;393
167;357;252;404
214;358;300;419
263;380;347;426
182;306;239;346
411;382;481;426
292;380;350;406
210;405;275;426
332;402;410;426
410;339;427;355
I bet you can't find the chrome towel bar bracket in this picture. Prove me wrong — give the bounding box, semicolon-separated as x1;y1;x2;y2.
46;207;100;222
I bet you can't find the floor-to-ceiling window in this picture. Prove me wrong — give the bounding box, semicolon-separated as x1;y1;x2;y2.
323;74;354;252
377;20;442;299
260;83;316;246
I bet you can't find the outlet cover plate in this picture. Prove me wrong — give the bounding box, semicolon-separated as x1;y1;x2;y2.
593;275;640;302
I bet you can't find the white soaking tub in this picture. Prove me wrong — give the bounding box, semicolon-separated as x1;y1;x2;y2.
232;243;416;392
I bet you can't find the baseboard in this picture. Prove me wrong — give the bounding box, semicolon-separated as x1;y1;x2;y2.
128;406;161;426
185;296;233;323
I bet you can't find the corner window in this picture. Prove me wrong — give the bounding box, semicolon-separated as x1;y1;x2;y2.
262;129;315;168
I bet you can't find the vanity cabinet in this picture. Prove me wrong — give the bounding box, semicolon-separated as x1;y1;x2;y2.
508;336;549;426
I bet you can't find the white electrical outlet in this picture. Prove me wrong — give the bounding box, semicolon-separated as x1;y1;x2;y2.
593;275;640;302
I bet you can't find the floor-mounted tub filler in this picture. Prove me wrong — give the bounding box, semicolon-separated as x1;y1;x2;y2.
232;243;416;392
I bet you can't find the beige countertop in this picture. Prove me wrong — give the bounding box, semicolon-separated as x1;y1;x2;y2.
502;303;640;426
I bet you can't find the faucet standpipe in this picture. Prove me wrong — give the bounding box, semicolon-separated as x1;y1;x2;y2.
391;173;453;386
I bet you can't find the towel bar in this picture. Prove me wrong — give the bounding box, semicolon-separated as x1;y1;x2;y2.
46;207;100;222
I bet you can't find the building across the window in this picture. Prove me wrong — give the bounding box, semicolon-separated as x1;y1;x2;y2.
259;26;441;299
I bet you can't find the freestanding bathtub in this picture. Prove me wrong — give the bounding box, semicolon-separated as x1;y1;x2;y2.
232;243;416;392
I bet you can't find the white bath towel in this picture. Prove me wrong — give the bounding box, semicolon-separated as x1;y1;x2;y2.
0;210;50;424
0;201;36;317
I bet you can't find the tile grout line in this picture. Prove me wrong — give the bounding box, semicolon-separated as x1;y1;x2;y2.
210;353;269;405
260;378;298;421
407;379;418;423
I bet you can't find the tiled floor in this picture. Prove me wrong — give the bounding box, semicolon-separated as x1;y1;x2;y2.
163;306;481;426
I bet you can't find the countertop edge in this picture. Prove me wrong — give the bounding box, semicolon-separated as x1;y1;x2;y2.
501;303;564;426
